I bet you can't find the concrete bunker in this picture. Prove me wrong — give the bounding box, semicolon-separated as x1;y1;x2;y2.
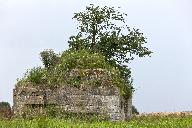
13;69;132;121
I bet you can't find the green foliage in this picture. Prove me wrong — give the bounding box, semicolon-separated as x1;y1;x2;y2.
0;102;10;108
56;112;109;122
68;4;152;97
16;4;153;101
132;106;139;115
59;50;133;97
36;116;48;128
17;67;47;85
40;49;59;70
1;114;192;127
17;50;133;97
27;67;47;85
0;102;12;119
69;4;152;64
60;50;111;70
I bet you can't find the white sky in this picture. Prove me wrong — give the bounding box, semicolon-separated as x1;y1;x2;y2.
0;0;191;113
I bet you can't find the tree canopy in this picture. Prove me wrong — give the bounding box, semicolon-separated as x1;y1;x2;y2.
68;4;152;65
40;49;59;70
0;102;10;108
0;102;12;119
68;4;152;92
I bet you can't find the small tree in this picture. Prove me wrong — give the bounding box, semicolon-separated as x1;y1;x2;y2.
40;49;59;70
68;4;152;95
69;4;152;64
132;105;139;115
0;102;12;119
0;102;10;108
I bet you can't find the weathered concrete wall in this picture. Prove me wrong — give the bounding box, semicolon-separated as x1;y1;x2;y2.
57;86;123;120
13;69;132;120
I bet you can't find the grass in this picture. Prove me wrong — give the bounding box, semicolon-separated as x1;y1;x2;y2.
1;114;192;128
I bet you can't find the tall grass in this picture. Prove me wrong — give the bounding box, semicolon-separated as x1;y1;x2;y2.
1;114;192;128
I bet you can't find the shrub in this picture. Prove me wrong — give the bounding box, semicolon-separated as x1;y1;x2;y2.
40;49;59;70
132;105;139;115
60;50;110;70
17;50;133;98
0;102;12;119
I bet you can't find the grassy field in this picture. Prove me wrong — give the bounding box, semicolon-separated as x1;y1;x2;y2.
1;113;192;128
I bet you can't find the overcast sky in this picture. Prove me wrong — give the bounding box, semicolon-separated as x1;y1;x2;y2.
0;0;191;113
